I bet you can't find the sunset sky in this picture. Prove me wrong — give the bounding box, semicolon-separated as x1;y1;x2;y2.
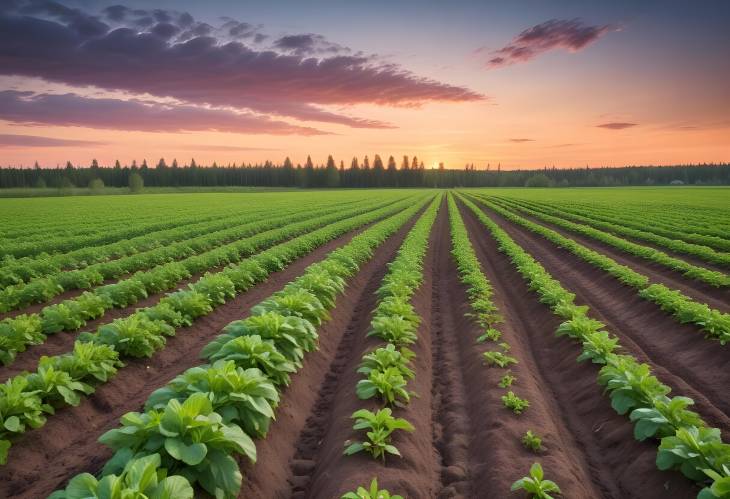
0;0;728;169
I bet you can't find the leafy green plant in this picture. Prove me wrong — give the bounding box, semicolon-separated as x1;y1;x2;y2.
477;327;502;343
522;430;543;453
342;478;403;499
502;391;530;414
96;314;174;358
252;289;329;325
511;462;562;498
344;408;414;462
0;376;47;463
145;360;279;437
99;393;255;499
484;350;518;368
499;372;516;388
368;315;417;345
356;367;413;407
357;344;415;380
208;334;296;386
48;453;194;499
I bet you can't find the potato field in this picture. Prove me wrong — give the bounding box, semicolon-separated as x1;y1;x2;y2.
0;188;728;499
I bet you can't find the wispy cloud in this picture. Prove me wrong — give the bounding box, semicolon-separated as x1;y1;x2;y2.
509;138;534;143
0;90;328;135
596;122;637;130
482;18;618;69
0;1;484;129
0;133;106;147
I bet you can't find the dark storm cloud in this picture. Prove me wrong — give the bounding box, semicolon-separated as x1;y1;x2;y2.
596;122;637;130
483;18;617;68
0;90;328;135
0;1;484;128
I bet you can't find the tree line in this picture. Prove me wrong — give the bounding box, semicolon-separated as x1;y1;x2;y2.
1;156;728;189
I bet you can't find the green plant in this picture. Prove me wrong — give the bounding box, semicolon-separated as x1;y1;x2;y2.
368;315;418;345
208;334;296;386
356;367;413;407
48;453;194;499
477;327;502;343
511;462;562;498
484;350;518;368
145;360;279;438
502;391;530;414
357;344;415;380
342;478;403;499
522;430;543;453
344;408;414;462
499;372;516;388
99;393;255;499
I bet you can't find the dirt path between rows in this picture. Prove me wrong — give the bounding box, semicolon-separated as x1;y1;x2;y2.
457;199;700;499
0;219;384;499
469;199;730;436
237;206;426;499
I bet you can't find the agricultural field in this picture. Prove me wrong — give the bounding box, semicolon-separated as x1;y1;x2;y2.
0;187;728;499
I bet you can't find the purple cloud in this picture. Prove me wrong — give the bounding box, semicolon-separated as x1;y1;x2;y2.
273;33;349;56
596;122;637;130
0;133;106;147
484;18;617;68
0;90;328;135
0;2;484;128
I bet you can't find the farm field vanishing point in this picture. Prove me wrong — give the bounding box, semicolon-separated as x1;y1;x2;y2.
0;187;729;499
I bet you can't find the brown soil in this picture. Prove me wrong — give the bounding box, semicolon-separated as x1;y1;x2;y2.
0;220;379;499
469;199;730;433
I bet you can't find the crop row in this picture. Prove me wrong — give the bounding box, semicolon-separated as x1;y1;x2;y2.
0;198;370;311
458;193;730;499
346;195;440;464
0;204;259;261
0;198;395;366
489;196;730;287
447;194;551;494
493;196;730;268
49;196;432;498
469;194;730;344
539;200;730;250
0;202;318;288
0;195;425;465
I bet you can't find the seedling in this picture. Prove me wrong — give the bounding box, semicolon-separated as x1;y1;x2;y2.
341;478;403;499
522;430;543;453
484;350;518;368
502;391;530;414
477;327;502;343
511;462;561;498
344;408;414;462
499;372;516;388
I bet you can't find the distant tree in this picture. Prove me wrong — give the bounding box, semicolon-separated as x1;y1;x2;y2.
34;177;47;188
190;158;197;168
362;156;370;170
350;157;359;169
325;159;340;187
387;156;397;170
91;159;99;169
305;155;314;169
171;158;179;168
156;158;167;169
114;160;122;169
129;172;144;193
524;173;551;188
401;155;409;170
89;177;104;193
411;156;419;169
283;157;293;169
140;159;148;169
65;161;74;169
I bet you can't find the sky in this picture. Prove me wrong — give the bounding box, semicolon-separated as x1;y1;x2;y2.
0;0;728;169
